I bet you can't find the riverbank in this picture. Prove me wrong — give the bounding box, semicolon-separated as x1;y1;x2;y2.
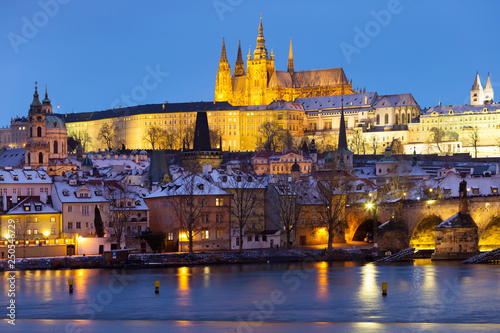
2;248;368;270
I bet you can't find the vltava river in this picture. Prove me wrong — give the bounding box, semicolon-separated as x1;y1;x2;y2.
2;260;500;332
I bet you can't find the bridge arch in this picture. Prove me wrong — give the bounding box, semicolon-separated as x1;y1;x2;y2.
352;218;380;242
409;215;443;250
479;216;500;251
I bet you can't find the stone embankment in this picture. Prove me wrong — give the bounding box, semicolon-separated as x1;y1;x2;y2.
2;248;367;271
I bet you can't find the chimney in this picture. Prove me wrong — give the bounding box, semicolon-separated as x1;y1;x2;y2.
203;164;212;177
12;193;18;204
496;164;500;177
3;194;7;211
40;191;47;204
135;155;139;163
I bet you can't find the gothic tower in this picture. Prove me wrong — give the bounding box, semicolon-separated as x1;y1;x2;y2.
484;73;494;104
334;85;353;172
214;38;233;102
234;40;245;77
246;16;275;105
470;71;484;105
287;36;294;75
25;83;50;167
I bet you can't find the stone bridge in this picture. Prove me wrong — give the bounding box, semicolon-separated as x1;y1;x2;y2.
346;197;500;251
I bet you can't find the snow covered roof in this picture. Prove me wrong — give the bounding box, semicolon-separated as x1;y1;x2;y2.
7;196;60;215
0;168;52;185
0;148;25;168
146;174;230;199
423;103;500;116
437;212;477;229
52;180;110;203
437;173;500;197
209;169;265;189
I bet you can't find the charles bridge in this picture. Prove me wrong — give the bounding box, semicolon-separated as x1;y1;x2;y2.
346;196;500;251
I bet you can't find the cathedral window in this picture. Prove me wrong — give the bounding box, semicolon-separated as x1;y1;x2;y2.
54;141;58;154
384;114;389;125
38;152;43;164
37;126;42;137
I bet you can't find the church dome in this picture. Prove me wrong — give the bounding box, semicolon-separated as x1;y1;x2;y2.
291;160;300;172
81;156;93;167
45;115;66;129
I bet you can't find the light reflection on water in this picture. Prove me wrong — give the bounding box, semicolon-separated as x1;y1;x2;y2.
2;260;500;326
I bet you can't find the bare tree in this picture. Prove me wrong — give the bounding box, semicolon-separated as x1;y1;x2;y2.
225;172;265;251
107;183;133;249
465;127;480;158
370;135;379;155
158;128;177;150
98;123;117;151
170;174;215;253
209;128;222;149
142;125;163;150
350;130;364;154
270;176;306;249
314;172;357;252
429;127;445;153
257;121;283;152
174;123;195;149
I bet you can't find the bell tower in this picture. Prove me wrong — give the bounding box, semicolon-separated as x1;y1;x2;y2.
25;82;50;167
246;16;275;105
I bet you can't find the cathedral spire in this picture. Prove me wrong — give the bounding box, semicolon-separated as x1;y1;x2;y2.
471;71;482;91
220;37;228;63
253;15;268;60
234;40;245;77
484;72;494;104
287;35;294;75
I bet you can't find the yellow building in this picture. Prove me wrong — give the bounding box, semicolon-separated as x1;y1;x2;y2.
63;101;305;152
215;17;355;106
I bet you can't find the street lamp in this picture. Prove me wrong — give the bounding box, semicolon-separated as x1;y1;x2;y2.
43;231;50;244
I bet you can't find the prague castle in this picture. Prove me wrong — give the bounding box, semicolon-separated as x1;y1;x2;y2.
215;17;356;106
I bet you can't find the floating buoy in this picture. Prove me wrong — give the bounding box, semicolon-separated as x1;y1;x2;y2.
382;282;387;297
68;279;74;294
155;280;160;294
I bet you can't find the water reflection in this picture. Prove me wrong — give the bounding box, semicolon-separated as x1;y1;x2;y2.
177;266;191;306
316;261;328;300
356;263;381;310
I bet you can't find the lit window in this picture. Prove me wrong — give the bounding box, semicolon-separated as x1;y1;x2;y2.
201;230;209;240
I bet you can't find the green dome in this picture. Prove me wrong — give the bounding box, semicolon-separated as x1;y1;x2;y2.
81;156;93;167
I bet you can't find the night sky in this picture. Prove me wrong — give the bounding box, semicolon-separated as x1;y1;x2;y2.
1;0;499;123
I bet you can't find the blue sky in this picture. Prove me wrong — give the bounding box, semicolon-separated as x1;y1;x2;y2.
1;0;499;124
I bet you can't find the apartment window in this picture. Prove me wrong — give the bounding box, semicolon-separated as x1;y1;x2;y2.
201;230;209;240
27;229;32;235
216;198;224;206
68;205;72;213
82;206;90;216
68;222;73;229
216;214;224;223
51;228;56;235
167;232;174;241
33;217;38;223
26;217;31;223
216;230;223;239
33;229;38;235
76;222;81;229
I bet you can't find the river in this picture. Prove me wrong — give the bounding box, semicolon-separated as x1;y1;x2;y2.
2;260;500;332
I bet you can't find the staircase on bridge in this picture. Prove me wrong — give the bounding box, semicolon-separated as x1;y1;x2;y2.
462;248;500;264
376;247;415;263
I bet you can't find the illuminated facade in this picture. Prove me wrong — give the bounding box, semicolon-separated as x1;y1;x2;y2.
215;17;355;106
63;101;304;152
